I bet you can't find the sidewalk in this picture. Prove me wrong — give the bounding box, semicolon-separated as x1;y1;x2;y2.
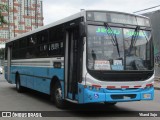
154;77;160;90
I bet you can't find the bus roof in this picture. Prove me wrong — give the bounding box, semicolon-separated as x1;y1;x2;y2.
6;10;149;44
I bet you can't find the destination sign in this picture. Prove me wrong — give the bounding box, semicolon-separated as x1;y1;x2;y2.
95;27;147;37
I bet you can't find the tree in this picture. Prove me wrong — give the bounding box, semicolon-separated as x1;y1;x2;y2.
0;3;8;26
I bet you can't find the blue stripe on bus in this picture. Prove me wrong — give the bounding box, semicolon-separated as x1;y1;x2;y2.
10;66;64;80
7;66;64;94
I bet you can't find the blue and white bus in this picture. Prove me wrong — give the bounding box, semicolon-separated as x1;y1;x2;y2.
4;10;154;108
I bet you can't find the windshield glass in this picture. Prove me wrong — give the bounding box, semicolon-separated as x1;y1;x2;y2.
87;25;153;71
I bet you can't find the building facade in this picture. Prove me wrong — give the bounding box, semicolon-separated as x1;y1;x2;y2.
0;0;43;47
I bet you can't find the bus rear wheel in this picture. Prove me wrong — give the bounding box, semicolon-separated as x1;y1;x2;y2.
52;82;66;108
16;74;24;93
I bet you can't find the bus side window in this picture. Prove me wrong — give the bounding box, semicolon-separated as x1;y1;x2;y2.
38;30;48;44
12;40;19;59
60;42;64;55
48;43;59;56
28;35;37;46
36;30;48;58
39;44;48;57
48;25;65;57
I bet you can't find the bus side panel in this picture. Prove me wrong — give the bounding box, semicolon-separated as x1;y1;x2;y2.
22;66;50;94
32;67;50;94
21;74;27;87
10;66;64;95
34;78;51;94
27;76;34;89
10;66;16;84
10;66;27;86
34;67;64;94
49;68;64;80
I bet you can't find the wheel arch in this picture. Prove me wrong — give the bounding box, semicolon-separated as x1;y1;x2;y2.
50;76;61;95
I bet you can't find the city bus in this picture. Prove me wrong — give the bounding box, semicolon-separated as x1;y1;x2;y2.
4;10;154;108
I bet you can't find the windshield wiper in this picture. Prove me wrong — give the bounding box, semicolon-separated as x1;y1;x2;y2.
129;26;140;55
104;22;120;57
142;28;151;44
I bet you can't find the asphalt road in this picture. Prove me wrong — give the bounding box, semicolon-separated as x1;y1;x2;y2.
0;74;160;120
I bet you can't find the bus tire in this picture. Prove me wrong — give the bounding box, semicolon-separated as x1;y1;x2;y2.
16;74;24;93
52;81;66;108
104;102;117;105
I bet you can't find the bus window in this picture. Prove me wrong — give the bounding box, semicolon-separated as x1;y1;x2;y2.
12;40;19;59
26;47;38;59
19;48;27;59
38;30;48;44
49;28;55;42
13;40;19;50
19;38;27;48
28;35;37;46
60;42;64;55
48;42;61;56
49;26;64;42
39;44;48;57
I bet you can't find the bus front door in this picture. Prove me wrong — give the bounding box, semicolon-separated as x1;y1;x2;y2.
65;27;81;100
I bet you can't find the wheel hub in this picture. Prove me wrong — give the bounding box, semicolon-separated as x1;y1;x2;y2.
55;88;62;103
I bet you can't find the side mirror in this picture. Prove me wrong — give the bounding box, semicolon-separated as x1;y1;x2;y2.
79;22;86;37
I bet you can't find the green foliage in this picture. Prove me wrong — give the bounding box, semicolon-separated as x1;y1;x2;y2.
0;3;8;26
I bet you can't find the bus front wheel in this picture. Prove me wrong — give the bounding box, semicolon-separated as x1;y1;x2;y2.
16;74;24;93
51;82;66;108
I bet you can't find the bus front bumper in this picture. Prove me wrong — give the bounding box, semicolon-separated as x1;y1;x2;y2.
79;86;154;104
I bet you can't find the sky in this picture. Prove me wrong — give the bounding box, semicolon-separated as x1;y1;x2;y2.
43;0;160;25
1;0;159;48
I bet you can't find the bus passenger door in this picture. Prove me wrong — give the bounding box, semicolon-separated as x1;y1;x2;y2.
65;27;81;100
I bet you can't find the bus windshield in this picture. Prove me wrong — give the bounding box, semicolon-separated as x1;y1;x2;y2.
87;25;153;71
